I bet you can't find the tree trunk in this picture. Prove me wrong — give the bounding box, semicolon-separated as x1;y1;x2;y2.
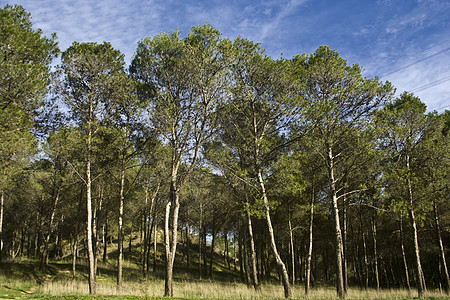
288;213;295;287
103;218;108;263
0;190;4;262
246;206;260;291
41;188;60;268
434;200;449;294
164;167;180;297
400;213;411;291
257;169;291;298
371;215;380;291
71;234;78;280
327;146;345;298
86;125;96;295
209;226;216;279
117;167;125;291
342;197;348;293
406;155;425;298
198;201;203;279
305;184;314;295
153;211;157;273
143;187;149;277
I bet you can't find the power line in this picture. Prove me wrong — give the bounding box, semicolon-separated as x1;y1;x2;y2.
409;75;450;93
380;47;450;78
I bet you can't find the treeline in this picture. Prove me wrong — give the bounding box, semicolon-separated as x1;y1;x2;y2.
0;4;449;299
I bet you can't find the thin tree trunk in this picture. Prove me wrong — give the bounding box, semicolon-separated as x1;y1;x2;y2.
117;167;125;291
199;201;203;279
164;168;180;297
327;146;344;298
209;225;216;279
434;200;449;294
288;213;295;287
0;190;4;262
246;205;260;291
406;155;425;298
153;211;157;273
103;218;108;263
342;197;348;293
71;234;78;280
372;215;380;291
400;213;411;291
143;187;149;277
305;184;314;295
42;188;60;268
86;124;96;295
257;169;291;298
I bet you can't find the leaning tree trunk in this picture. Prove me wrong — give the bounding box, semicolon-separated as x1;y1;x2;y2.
305;184;315;295
434;200;450;294
406;155;425;298
327;146;345;299
257;169;292;298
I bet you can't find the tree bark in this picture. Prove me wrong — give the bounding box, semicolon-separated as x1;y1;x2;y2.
305;184;314;295
41;188;60;268
257;169;291;298
86;121;96;295
288;213;295;287
400;213;411;291
164;166;180;297
117;167;125;291
246;206;260;291
327;146;345;298
406;154;425;298
0;190;4;262
71;234;78;280
434;200;449;294
371;215;380;291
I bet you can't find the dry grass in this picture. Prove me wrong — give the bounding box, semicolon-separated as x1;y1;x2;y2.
39;279;449;299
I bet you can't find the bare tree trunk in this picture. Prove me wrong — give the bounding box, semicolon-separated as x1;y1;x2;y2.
400;213;411;291
102;217;108;263
257;169;291;298
327;146;345;299
164;168;180;297
71;234;78;280
305;184;314;295
0;190;4;262
246;205;260;291
198;201;203;279
117;167;125;291
342;197;348;293
434;200;449;294
362;223;369;289
153;211;157;273
143;187;149;277
42;188;60;268
372;215;380;291
406;155;425;298
209;225;216;279
86;126;96;295
288;213;295;287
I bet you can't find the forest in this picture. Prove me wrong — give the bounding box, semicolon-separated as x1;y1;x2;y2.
0;4;449;300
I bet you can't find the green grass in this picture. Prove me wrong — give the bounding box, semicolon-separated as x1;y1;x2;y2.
1;256;448;299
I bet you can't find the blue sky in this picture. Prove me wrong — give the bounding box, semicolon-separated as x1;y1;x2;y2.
3;0;449;112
